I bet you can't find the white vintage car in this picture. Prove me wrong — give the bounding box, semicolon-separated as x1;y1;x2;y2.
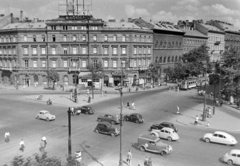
36;110;56;121
150;127;179;141
203;131;237;145
222;149;240;165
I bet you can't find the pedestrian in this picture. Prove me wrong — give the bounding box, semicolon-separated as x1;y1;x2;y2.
42;136;47;147
131;101;135;110
148;157;153;166
39;139;45;153
194;115;199;125
144;156;148;166
126;150;132;166
4;132;10;143
19;139;25;152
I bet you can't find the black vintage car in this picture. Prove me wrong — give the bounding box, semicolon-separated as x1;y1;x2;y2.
124;113;144;124
150;122;178;132
94;122;120;137
75;106;95;115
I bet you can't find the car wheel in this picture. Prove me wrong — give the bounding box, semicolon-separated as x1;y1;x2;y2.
227;159;233;165
95;129;99;133
160;151;167;156
111;121;115;125
205;138;210;143
139;146;145;152
111;133;115;137
167;137;172;141
97;118;102;122
46;118;50;121
136;120;140;124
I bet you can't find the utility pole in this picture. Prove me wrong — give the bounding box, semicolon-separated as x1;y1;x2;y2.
203;62;207;121
46;26;49;87
67;107;72;157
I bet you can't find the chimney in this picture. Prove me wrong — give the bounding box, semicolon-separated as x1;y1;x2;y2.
20;10;23;22
10;13;13;23
128;18;132;22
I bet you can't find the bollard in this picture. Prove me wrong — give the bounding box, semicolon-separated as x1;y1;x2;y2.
176;106;180;114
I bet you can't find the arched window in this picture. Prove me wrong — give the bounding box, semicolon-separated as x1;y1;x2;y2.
159;57;162;63
168;56;170;62
155;57;158;63
159;41;163;48
175;56;178;62
155;40;158;48
163;57;166;63
172;41;174;48
168;41;171;48
179;56;182;62
172;56;174;62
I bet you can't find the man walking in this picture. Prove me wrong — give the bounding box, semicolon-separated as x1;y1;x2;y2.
144;156;148;166
4;132;10;143
194;115;199;125
126;150;132;166
131;101;135;110
19;139;25;152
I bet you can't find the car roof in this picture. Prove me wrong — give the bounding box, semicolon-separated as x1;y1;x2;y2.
98;122;111;125
40;110;49;113
104;114;116;116
138;134;158;141
214;131;231;136
161;127;174;131
230;149;240;154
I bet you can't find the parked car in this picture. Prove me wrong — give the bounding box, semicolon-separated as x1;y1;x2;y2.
137;134;172;156
150;122;178;132
222;149;240;165
151;127;179;141
36;110;56;121
97;114;120;124
203;131;237;145
94;122;120;137
124;113;144;124
75;106;95;114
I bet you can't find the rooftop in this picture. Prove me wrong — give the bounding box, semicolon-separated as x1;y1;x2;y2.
1;22;46;30
200;23;223;32
183;29;207;38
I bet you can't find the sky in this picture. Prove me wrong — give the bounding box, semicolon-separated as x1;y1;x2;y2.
0;0;240;29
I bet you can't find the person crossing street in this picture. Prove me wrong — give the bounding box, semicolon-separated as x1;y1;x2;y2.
19;139;25;152
4;132;10;143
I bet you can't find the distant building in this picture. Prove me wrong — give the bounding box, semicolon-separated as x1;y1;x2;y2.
132;18;184;81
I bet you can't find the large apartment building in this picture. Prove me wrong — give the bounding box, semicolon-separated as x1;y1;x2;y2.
0;13;153;87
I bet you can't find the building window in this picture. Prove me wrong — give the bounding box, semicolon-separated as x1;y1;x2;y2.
82;60;86;67
93;35;97;41
72;60;77;67
168;56;170;62
93;59;98;68
82;35;86;41
92;26;98;30
103;47;108;54
113;60;117;68
63;47;68;54
24;35;27;42
72;35;76;42
139;47;142;54
52;35;56;42
93;47;97;54
122;35;126;42
63;35;67;41
148;47;151;54
121;47;126;54
82;47;86;54
73;47;77;54
41;48;46;54
13;48;16;54
143;59;146;66
42;60;46;67
134;47;137;54
63;60;68;68
25;60;29;67
0;49;2;55
113;35;117;41
104;35;108;42
24;48;28;54
33;35;36;42
104;60;108;68
32;48;37;55
133;60;137;67
33;61;37;68
121;61;126;68
52;61;56;68
52;48;56;54
42;35;45;42
113;47;117;55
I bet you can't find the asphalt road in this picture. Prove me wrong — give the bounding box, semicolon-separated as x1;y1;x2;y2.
0;88;239;166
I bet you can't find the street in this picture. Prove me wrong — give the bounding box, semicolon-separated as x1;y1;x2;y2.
0;88;240;166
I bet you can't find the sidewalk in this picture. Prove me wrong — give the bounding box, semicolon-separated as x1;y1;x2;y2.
176;96;240;132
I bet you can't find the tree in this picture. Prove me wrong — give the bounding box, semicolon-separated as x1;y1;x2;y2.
46;69;59;90
87;61;103;99
147;63;160;86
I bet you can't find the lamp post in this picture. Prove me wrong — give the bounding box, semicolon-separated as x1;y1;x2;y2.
67;107;73;157
202;61;207;121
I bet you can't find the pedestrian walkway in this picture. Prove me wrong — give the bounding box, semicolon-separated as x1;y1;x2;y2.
176;94;240;132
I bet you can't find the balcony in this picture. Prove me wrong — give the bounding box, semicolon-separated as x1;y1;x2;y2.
214;41;221;45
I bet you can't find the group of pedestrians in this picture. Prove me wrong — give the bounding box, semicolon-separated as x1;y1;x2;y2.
4;132;47;153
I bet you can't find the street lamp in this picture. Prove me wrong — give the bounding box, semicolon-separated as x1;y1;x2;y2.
202;61;208;121
67;107;73;157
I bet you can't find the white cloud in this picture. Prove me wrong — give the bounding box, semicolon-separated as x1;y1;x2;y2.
177;0;200;6
125;5;150;18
